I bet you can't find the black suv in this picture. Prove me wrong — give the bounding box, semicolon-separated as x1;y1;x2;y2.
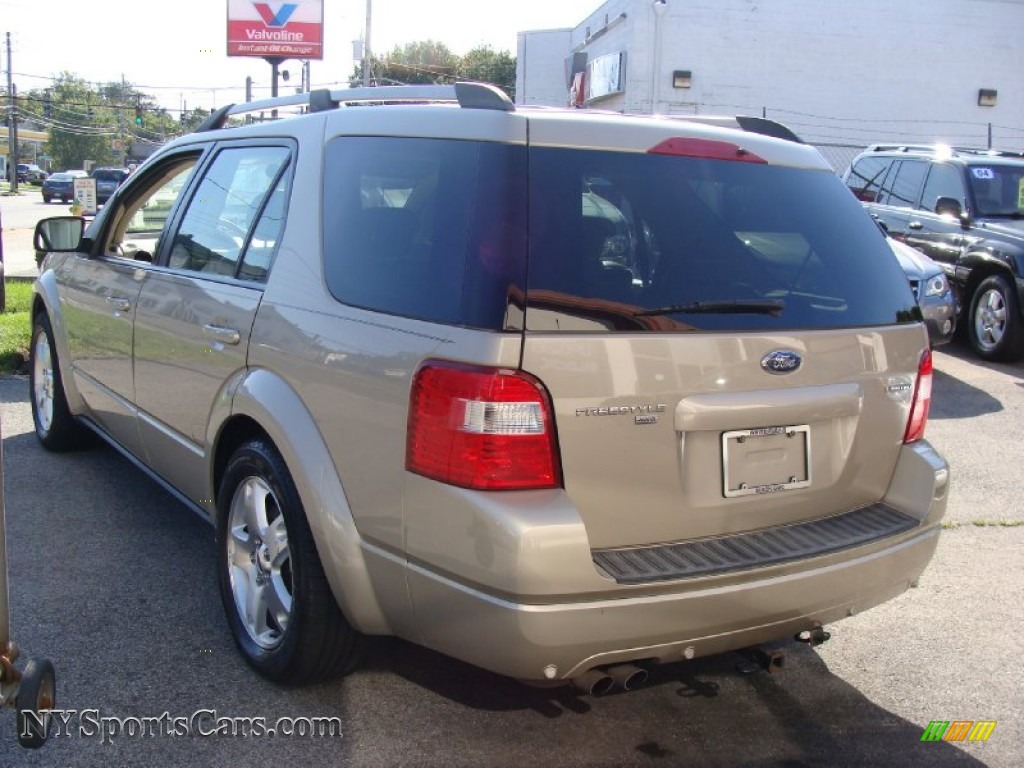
843;145;1024;361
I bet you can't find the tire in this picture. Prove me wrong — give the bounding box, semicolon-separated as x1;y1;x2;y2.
967;274;1024;362
30;314;86;451
42;195;51;204
16;658;56;749
217;439;361;684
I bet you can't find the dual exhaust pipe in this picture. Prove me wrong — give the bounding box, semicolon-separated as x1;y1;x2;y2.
572;664;649;696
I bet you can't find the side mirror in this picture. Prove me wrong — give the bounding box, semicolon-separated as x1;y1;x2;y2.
34;216;85;253
935;196;971;229
934;196;962;218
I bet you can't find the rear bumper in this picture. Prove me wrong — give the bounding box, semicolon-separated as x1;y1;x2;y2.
393;440;948;681
406;524;939;681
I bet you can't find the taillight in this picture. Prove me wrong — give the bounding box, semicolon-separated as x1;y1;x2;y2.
903;349;933;443
406;361;561;490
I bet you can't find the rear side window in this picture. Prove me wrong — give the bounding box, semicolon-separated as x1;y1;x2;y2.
322;137;527;329
525;148;919;333
877;160;927;209
845;156;891;202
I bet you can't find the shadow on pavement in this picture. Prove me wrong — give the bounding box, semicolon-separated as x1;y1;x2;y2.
353;629;985;766
929;368;1002;420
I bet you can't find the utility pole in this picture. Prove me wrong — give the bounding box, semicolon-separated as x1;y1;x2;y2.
5;32;19;192
362;0;372;87
118;74;126;168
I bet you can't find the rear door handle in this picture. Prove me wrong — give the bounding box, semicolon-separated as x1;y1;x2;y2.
203;324;241;345
105;296;131;312
907;221;924;230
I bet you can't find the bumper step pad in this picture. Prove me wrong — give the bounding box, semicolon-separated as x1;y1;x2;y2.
593;504;918;584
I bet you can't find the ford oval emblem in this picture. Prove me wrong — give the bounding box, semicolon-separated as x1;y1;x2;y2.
761;350;802;375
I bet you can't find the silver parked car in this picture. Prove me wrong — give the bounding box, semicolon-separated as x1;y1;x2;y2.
887;236;957;345
30;84;948;693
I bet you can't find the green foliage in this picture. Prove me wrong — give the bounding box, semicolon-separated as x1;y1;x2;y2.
458;47;516;96
352;40;515;98
21;73;196;172
0;281;34;374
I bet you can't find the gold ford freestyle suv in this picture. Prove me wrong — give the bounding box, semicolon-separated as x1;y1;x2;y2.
31;84;948;693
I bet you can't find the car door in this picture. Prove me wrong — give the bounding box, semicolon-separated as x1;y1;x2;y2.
871;159;928;241
58;152;203;458
132;142;293;507
904;161;970;273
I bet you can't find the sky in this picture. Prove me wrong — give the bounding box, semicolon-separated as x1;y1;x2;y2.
1;0;599;111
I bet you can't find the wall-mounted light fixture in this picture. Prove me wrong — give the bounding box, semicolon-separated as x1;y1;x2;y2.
978;89;997;107
673;70;692;89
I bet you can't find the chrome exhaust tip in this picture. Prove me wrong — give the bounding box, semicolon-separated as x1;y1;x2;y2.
572;669;615;696
608;663;649;691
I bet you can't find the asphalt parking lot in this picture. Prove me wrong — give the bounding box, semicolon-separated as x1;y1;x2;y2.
0;341;1020;767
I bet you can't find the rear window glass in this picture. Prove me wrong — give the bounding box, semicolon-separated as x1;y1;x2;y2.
525;148;919;333
322;137;527;329
92;169;127;181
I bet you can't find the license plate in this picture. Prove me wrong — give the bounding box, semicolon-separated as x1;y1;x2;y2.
722;425;811;498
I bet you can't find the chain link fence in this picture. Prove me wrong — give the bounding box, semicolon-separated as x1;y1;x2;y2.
812;143;865;174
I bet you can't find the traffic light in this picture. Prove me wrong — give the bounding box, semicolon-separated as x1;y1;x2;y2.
43;90;51;120
135;96;143;127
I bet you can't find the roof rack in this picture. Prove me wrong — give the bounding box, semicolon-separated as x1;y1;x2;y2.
666;114;804;144
867;143;1024;159
194;82;514;133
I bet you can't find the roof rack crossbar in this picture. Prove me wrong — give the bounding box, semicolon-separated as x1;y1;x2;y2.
193;82;514;132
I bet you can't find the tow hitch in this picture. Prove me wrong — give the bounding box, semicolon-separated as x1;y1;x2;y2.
795;627;831;647
736;646;786;675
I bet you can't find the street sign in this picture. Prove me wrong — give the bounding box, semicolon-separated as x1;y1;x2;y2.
73;178;98;215
227;0;324;59
111;139;124;151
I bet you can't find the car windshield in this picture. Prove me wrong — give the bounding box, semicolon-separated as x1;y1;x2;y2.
525;148;920;333
968;163;1024;217
49;173;71;181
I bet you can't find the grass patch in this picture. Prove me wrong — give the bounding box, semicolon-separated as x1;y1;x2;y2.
0;280;34;374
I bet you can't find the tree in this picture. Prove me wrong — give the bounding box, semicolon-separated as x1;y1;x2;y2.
350;40;515;96
43;73;116;170
458;46;516;99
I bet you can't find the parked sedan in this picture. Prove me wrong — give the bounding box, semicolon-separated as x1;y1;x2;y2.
41;172;76;204
888;236;957;345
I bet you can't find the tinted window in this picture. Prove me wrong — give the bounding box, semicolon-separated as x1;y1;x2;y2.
526;148;919;333
845;156;891;202
919;163;965;213
322;137;527;329
967;163;1024;216
168;146;289;277
877;160;927;209
92;169;127;182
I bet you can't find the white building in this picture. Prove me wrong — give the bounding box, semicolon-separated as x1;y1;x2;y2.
517;0;1024;158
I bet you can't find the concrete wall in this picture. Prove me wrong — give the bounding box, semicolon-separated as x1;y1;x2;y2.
518;0;1024;151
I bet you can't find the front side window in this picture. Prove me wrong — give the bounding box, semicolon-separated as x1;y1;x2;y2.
103;156;201;262
525;148;919;333
322;137;527;329
919;163;966;214
168;146;290;277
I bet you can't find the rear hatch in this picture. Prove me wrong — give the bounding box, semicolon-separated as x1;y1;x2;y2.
520;137;926;549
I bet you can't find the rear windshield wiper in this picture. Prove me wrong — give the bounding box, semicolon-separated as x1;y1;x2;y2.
634;299;785;317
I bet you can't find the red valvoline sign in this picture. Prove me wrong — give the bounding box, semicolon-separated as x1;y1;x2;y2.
227;0;323;59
